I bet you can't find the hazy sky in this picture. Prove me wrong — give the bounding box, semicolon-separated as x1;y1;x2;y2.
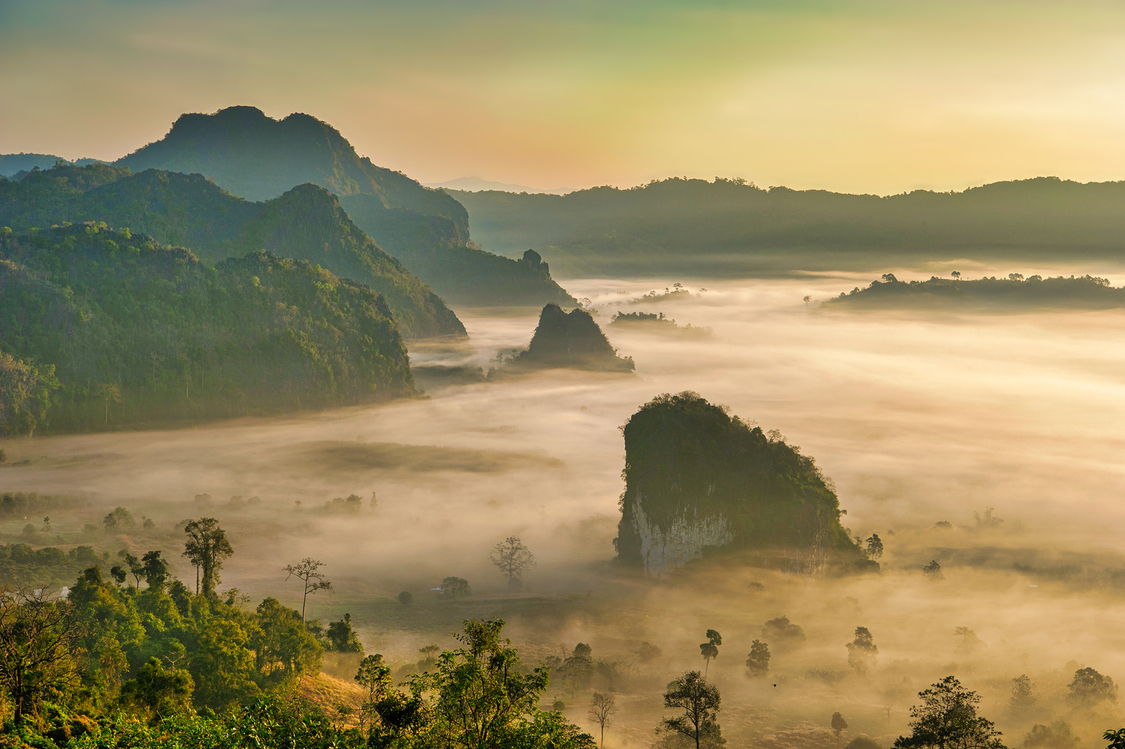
3;0;1125;193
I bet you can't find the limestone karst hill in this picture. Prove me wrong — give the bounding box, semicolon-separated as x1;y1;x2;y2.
614;392;871;577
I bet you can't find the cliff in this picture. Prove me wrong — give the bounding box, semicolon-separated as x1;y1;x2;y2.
503;304;634;373
615;392;866;577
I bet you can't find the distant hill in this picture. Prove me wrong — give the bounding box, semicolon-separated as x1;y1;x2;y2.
451;176;1125;277
0;164;464;339
825;273;1125;310
0;153;101;177
496;303;634;374
424;176;573;195
615;392;869;577
0;224;415;436
115;106;574;306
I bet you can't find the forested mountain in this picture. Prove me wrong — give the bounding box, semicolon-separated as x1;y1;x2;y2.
615;392;867;577
0;164;464;338
827;272;1125;310
452;176;1125;276
0;224;415;435
0;153;100;177
114;106;574;306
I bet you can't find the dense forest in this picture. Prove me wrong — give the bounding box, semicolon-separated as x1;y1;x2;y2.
0;164;464;339
826;273;1125;310
615;392;869;575
452;176;1125;276
107;106;575;307
0;224;415;436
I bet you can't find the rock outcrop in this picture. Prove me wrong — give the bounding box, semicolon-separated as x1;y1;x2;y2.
501;304;634;373
615;392;866;577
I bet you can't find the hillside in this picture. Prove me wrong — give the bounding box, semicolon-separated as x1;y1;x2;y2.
615;392;867;577
825;273;1125;310
0;165;464;338
496;303;634;374
452;176;1125;276
115;106;574;306
0;224;415;435
0;153;101;177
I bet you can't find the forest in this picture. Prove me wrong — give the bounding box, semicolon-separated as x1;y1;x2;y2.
0;224;414;436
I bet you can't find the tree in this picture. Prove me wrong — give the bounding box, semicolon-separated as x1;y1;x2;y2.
923;560;944;580
182;517;233;598
1067;667;1117;707
745;640;770;678
847;627;878;675
119;657;195;723
142;550;169;590
326;613;364;653
589;692;618;748
659;671;724;749
122;552;144;587
104;506;135;532
398;591;413;605
951;271;961;281
866;534;883;559
442;576;472;599
700;629;721;675
893;675;1004;749
283;557;332;620
1009;674;1035;714
97;382;122;424
0;587;80;725
1022;721;1079;749
1105;728;1125;749
490;536;536;590
832;712;849;744
637;642;663;662
954;627;984;653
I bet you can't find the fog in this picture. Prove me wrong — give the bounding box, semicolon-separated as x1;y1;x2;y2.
3;265;1125;745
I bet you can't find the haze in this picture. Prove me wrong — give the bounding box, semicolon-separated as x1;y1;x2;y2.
4;266;1124;744
6;0;1125;193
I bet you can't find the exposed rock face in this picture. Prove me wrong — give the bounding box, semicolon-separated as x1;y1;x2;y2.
505;304;634;373
628;494;734;578
616;392;864;577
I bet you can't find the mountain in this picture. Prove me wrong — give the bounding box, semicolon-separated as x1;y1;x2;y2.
424;176;573;195
615;392;868;577
116;106;574;306
0;164;464;339
451;176;1125;277
0;153;101;177
0;224;415;435
497;303;634;374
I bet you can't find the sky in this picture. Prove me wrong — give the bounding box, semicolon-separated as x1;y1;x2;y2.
3;0;1125;194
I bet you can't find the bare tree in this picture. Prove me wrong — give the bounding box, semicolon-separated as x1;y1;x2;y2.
490;536;536;590
589;691;618;748
0;587;81;725
283;558;333;621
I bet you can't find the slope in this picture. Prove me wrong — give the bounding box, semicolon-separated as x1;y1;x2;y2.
0;164;464;339
0;224;415;435
116;106;574;306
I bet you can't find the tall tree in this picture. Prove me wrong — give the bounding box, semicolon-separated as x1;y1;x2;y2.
141;550;169;590
182;517;233;598
847;627;878;675
700;629;721;676
490;536;536;590
893;676;1004;749
0;588;80;725
283;557;332;620
589;692;618;748
659;671;723;749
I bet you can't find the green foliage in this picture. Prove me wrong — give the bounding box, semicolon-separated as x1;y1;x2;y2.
118;658;194;722
893;676;1005;749
0;224;415;434
0;351;59;436
615;392;864;567
441;576;472;599
325;613;364;654
181;518;233;599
